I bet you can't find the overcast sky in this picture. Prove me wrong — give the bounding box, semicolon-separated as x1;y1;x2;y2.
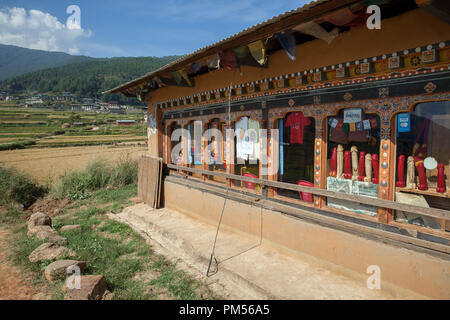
0;0;309;58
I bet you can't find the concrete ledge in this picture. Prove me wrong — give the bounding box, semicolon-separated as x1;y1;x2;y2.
164;178;450;299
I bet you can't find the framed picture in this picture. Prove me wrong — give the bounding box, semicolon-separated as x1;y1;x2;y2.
422;49;436;63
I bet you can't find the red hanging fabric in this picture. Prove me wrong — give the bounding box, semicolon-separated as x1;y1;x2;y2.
285;112;311;144
219;51;238;70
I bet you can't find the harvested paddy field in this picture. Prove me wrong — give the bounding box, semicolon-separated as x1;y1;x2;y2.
0;145;148;184
36;135;146;147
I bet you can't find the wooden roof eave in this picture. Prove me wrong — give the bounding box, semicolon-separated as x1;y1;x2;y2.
106;0;362;95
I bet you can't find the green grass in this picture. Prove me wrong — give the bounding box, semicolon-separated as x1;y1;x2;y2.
50;185;213;300
0;166;48;208
53;158;138;200
0;108;145;149
0;160;217;300
0;139;37;151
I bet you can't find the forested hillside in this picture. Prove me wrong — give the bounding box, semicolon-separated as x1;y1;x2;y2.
0;55;180;104
0;44;94;81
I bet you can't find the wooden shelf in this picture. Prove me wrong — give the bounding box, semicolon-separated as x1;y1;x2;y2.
396;187;450;199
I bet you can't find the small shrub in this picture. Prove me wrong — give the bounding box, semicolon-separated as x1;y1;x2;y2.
53;158;138;200
0;166;47;208
0;140;36;151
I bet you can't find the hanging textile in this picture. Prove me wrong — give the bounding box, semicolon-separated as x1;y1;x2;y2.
323;7;359;26
235;117;249;161
285;112;311;144
329;118;349;144
178;69;192;86
171;71;183;85
293;21;339;45
187;124;192;164
248;118;260;161
276;30;296;61
279;119;284;177
220;51;238;70
153;77;163;88
323;7;369;28
232;46;262;68
206;54;221;69
248;40;267;66
191;62;203;74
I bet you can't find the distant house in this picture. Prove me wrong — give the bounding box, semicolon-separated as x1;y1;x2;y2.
71;104;82;112
25;96;44;107
116;120;136;126
82;104;99;112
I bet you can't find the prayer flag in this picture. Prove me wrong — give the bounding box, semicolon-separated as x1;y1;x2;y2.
293;21;339;45
248;40;267;65
276;30;296;61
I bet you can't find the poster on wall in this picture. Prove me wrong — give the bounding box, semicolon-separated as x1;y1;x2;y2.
397;113;411;133
343;108;362;123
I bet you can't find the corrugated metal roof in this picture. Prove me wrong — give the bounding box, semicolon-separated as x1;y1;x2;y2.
107;0;360;94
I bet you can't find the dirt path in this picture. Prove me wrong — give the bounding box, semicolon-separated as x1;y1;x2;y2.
0;228;40;300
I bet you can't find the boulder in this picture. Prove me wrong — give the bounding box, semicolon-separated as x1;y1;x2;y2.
27;212;52;229
28;225;67;245
60;225;81;232
44;260;87;282
64;275;108;300
29;243;75;263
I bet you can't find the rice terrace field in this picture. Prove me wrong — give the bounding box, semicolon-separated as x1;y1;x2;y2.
0;103;148;183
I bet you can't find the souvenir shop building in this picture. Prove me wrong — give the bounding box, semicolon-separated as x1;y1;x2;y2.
109;0;450;298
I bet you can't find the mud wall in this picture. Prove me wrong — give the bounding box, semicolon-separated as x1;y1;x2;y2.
164;179;450;299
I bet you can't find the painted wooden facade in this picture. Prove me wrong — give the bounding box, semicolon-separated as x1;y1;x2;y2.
109;2;450;244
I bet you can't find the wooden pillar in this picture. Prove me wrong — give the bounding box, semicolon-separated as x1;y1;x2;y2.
258;118;265;196
181;122;189;166
225;121;235;188
202;122;208;181
377;117;396;224
267;118;278;198
147;103;164;159
164;123;170;164
315;117;327;208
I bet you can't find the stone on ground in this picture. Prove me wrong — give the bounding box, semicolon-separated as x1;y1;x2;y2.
27;212;52;229
27;225;67;245
60;225;81;232
29;243;75;263
44;260;87;282
64;275;108;300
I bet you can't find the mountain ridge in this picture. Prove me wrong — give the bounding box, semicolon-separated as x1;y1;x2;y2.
0;44;181;104
0;44;96;81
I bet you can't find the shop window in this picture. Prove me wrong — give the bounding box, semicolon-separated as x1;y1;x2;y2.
206;119;226;173
326;108;381;217
277;112;315;201
395;100;450;230
234;116;260;190
169;123;182;165
186;121;202;166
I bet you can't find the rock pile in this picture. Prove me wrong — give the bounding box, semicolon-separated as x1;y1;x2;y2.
26;212;112;300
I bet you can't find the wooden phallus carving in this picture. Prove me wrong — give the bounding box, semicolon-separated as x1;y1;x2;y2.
344;151;352;179
396;155;406;187
337;144;344;179
365;154;372;183
436;163;446;193
406;156;416;189
330;147;337;177
414;157;428;191
358;152;366;181
351;146;358;180
372;154;379;185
